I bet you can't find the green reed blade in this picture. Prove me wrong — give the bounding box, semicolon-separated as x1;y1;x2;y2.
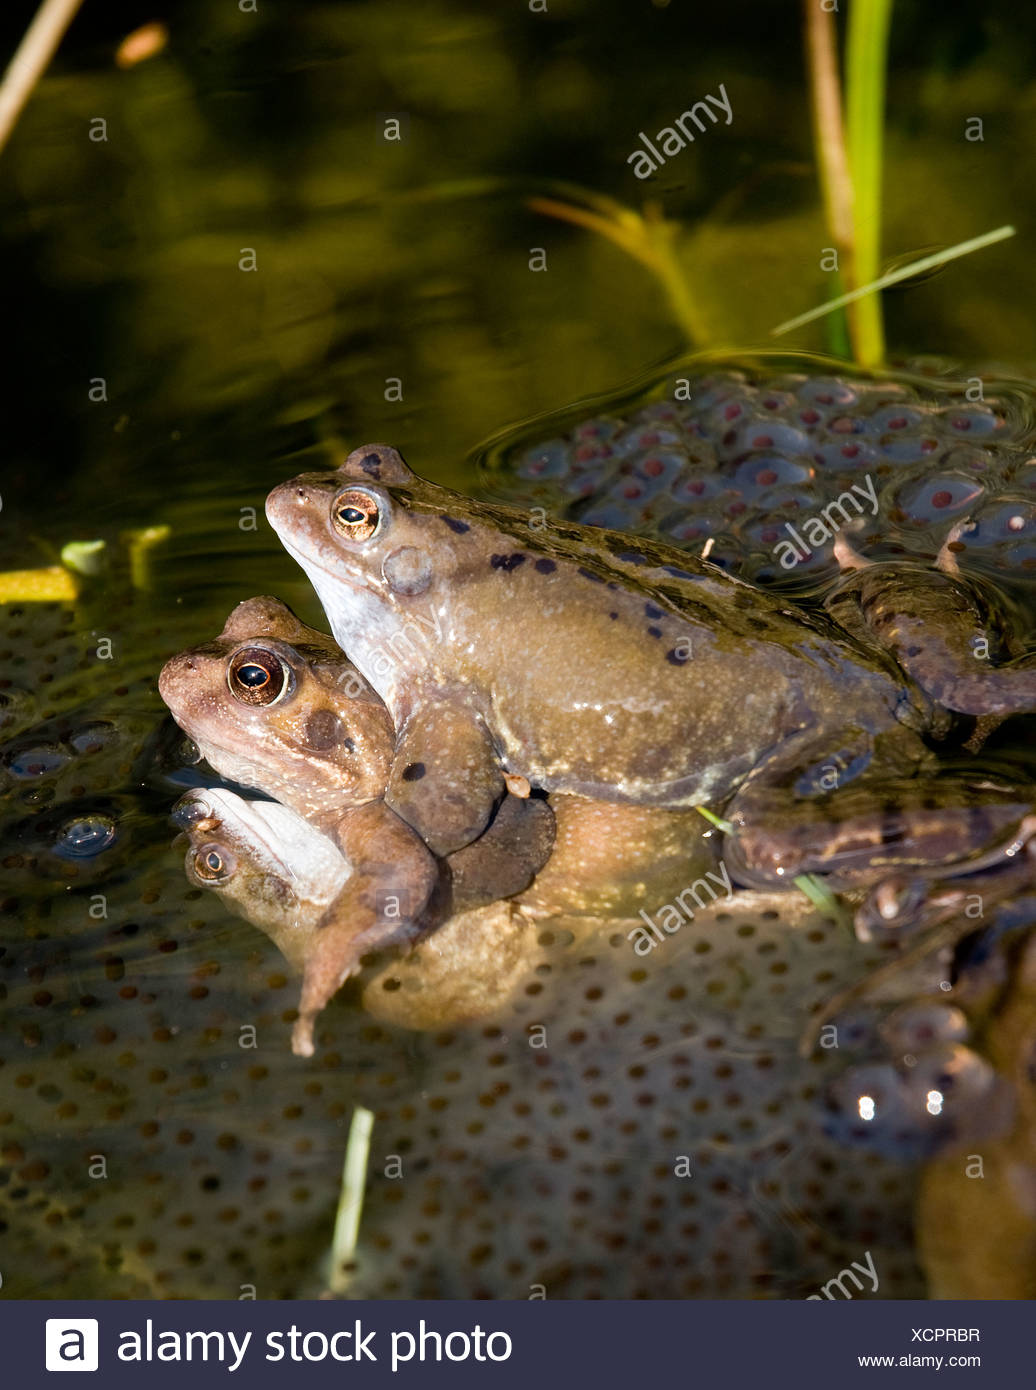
771;224;1016;336
845;0;894;365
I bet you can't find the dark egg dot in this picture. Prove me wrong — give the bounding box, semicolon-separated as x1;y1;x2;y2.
609;612;619;620
647;626;662;639
534;558;557;574
578;567;606;584
402;762;427;782
644;603;664;619
441;516;471;534
490;553;526;572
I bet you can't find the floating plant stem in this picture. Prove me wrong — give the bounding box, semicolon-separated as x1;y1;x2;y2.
0;0;85;156
693;805;734;835
326;1104;374;1295
121;524;171;591
803;0;856;356
844;0;895;364
791;872;850;929
771;225;1016;337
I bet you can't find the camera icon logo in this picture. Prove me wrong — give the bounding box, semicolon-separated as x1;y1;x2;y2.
45;1319;98;1372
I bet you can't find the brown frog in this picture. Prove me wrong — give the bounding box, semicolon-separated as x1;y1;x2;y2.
264;444;1036;888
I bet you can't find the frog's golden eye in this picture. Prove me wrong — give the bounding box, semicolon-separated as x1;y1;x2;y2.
228;647;294;707
193;842;234;883
332;487;380;542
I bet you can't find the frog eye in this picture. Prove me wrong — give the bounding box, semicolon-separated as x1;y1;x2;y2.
228;647;294;707
331;487;380;542
192;842;234;883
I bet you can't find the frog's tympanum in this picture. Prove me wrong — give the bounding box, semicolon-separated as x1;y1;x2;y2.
265;444;1036;886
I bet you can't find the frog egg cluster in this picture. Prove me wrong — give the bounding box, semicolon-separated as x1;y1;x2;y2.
485;365;1036;589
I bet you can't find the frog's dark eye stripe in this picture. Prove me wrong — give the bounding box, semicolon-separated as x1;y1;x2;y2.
227;646;294;707
331;487;380;542
193;842;233;883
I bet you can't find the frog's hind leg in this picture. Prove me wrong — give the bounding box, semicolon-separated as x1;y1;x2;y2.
827;537;1036;717
724;727;1036;889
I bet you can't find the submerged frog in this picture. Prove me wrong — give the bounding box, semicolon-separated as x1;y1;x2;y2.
265;444;1036;886
173;787;536;1036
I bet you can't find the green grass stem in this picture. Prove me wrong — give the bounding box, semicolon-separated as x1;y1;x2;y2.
844;0;894;364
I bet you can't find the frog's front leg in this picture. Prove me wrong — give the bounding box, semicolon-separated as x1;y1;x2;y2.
724;729;1035;889
446;792;556;910
826;555;1036;719
385;699;505;856
292;800;441;1056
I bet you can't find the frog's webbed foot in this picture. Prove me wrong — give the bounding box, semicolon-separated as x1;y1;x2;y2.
292;802;442;1057
292;910;430;1057
386;701;505;857
827;558;1036;718
446;792;556;911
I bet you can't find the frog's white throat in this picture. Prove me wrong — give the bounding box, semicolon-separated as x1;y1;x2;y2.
284;545;434;717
